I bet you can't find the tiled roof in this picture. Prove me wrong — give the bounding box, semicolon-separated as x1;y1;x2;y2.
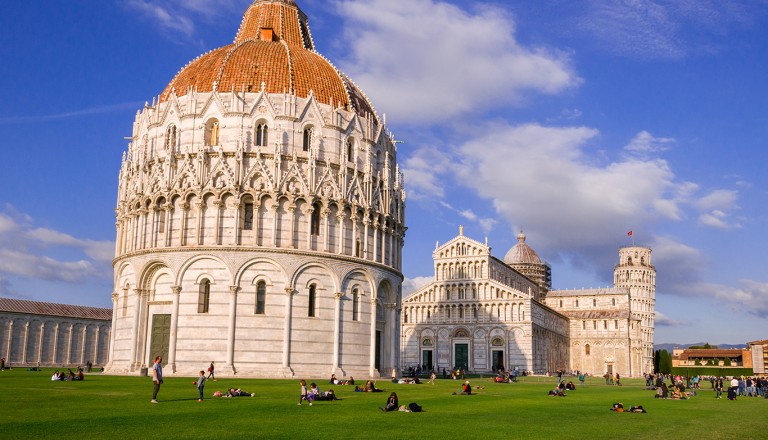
676;349;745;360
0;298;112;321
160;0;378;123
748;339;768;346
504;231;542;265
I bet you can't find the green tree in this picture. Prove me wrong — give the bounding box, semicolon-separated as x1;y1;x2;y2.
724;357;732;366
659;349;672;374
653;350;661;373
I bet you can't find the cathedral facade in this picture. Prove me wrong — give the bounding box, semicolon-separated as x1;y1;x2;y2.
401;231;655;377
106;0;406;378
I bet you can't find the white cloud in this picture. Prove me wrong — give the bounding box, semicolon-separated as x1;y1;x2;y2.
402;276;434;296
624;130;675;157
0;208;114;286
336;0;579;125
453;123;686;251
571;0;759;59
401;144;453;199
654;310;690;327
125;0;243;42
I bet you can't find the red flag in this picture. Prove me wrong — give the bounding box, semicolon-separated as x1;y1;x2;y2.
627;230;633;237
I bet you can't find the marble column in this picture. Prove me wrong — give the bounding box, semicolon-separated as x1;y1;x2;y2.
168;286;181;372
106;292;118;368
332;292;343;374
128;289;142;370
226;285;239;374
37;322;45;365
369;298;379;377
52;323;60;365
281;288;296;376
22;321;29;364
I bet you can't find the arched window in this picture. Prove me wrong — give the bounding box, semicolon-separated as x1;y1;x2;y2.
255;281;266;314
582;320;586;330
612;298;616;306
310;203;320;236
352;288;359;321
346;138;354;162
165;125;177;151
198;279;210;313
593;298;597;307
243;202;254;230
355;239;361;257
205;119;220;146
302;127;313;152
308;284;316;317
255;123;268;147
585;344;591;355
575;299;579;307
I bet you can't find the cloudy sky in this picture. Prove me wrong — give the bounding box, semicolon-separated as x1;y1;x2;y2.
2;0;767;345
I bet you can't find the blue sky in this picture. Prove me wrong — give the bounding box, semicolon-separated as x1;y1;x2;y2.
1;0;767;345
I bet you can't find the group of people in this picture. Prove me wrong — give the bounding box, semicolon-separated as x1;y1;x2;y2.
298;379;339;405
51;368;84;381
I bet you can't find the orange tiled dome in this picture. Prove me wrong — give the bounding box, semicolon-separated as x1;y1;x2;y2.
160;0;377;121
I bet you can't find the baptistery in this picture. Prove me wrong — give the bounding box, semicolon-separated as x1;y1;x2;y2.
106;0;406;378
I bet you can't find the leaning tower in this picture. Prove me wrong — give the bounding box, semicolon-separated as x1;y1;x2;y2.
107;0;406;378
614;246;655;374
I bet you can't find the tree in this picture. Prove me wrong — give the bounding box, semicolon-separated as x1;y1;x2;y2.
658;349;672;374
724;357;732;366
653;350;661;373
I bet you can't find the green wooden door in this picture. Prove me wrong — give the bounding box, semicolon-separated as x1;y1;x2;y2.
455;343;469;370
149;314;171;363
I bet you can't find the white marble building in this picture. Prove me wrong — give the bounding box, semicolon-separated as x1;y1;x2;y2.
0;298;111;368
402;232;655;377
106;0;406;378
401;231;570;374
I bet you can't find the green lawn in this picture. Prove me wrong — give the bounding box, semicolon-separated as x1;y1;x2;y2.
1;369;766;439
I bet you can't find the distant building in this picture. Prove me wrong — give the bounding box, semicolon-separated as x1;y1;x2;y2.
748;340;767;374
401;230;655;377
0;298;111;367
671;348;752;369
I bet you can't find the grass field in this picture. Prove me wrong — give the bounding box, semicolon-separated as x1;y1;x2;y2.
1;369;766;439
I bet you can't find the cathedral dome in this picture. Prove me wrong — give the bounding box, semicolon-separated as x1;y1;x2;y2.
503;230;542;265
160;0;377;122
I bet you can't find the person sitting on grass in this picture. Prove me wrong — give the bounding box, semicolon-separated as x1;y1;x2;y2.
51;370;61;381
380;392;399;412
366;380;383;392
453;380;472;395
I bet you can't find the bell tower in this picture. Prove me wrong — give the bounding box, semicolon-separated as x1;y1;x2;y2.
614;246;655;374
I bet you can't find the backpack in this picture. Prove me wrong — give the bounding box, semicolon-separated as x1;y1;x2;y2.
408;402;422;412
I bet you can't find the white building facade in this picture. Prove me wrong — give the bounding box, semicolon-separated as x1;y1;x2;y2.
0;298;111;368
401;232;570;374
402;233;655;377
106;0;406;378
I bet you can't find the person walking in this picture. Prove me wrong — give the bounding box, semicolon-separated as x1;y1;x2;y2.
207;361;216;381
151;356;163;404
195;370;206;402
298;379;311;406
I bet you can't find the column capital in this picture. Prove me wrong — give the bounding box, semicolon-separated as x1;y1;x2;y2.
335;292;344;300
284;288;297;296
229;285;240;295
111;292;119;301
171;286;182;295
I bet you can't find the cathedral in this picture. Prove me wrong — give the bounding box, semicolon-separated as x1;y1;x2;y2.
400;230;655;377
106;0;406;378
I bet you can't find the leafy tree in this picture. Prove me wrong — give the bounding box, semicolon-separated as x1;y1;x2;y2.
694;359;702;366
724;357;732;366
653;350;661;373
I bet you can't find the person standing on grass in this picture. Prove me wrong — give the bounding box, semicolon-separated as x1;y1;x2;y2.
151;356;163;403
195;370;206;402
